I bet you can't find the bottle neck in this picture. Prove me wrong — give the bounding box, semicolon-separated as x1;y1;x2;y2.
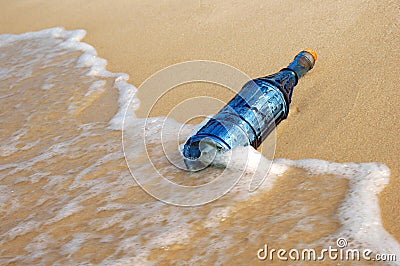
286;51;315;79
258;50;316;104
258;69;297;105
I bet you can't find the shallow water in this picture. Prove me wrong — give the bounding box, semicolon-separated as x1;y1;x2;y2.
0;28;399;265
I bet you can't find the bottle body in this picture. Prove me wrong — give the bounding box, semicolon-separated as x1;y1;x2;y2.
183;50;316;171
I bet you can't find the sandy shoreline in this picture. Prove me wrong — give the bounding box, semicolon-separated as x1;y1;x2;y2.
1;0;399;242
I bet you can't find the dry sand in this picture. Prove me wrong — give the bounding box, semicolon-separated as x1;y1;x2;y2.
1;0;399;241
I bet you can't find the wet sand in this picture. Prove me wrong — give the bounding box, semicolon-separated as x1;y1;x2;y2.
1;0;399;243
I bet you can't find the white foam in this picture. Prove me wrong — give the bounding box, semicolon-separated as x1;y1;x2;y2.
40;83;55;90
1;27;398;265
61;232;92;256
204;207;232;228
45;202;84;225
120;109;400;262
68;79;107;115
2;220;39;241
108;74;140;129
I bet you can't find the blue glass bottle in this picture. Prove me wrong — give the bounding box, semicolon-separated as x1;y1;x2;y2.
183;49;317;171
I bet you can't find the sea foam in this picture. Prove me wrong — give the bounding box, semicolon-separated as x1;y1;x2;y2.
0;27;398;265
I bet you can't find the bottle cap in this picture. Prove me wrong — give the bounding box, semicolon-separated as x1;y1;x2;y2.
304;48;318;62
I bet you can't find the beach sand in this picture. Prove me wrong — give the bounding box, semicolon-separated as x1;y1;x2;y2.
1;0;399;250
